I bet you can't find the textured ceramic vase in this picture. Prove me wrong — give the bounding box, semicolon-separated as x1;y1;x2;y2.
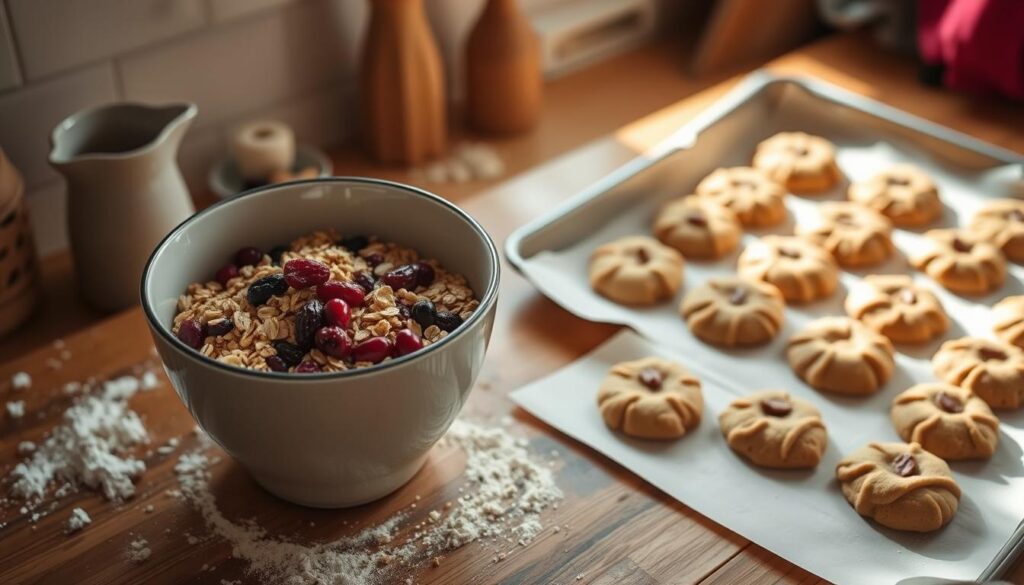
49;103;197;312
0;149;38;337
466;0;542;135
361;0;447;164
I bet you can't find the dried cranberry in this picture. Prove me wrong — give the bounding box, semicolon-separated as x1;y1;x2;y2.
177;319;206;349
247;274;288;306
284;258;330;289
434;311;463;333
215;263;239;286
638;368;663;390
269;245;289;266
365;253;385;267
315;326;352;358
760;398;792;417
394;329;423;357
266;355;288;372
354;272;376;292
323;298;351;328
294;299;325;349
338;235;369;252
206;318;234;337
235;246;264;267
381;264;419;291
317;280;366;306
353;337;392;364
295;361;320;374
273;341;306;368
411;300;436;328
891;453;919;477
415;262;436;287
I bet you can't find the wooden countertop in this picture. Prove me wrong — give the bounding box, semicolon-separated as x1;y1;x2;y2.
3;32;1024;584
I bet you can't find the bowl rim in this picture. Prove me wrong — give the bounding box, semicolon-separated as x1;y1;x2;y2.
140;176;501;382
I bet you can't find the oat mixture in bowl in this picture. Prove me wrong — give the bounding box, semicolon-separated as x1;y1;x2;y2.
172;230;479;374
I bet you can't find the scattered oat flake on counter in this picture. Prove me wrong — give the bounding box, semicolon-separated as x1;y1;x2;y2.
173;420;561;585
65;507;91;534
127;538;151;563
11;371;31;390
6;400;25;418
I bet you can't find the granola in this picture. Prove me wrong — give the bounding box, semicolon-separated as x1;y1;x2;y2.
172;230;479;374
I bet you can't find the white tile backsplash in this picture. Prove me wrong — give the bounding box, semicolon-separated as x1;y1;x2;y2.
0;63;118;187
120;0;356;131
7;0;207;80
0;1;21;91
2;0;580;255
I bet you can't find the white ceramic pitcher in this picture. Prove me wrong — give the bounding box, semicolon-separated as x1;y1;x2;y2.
50;103;197;312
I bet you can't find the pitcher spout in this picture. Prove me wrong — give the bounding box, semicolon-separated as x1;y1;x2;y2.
49;102;197;169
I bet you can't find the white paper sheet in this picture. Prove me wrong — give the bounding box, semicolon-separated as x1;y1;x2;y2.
510;140;1024;584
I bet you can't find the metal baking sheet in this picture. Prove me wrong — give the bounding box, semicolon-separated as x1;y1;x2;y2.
504;71;1024;583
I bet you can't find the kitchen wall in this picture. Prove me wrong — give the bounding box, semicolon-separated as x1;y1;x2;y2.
0;0;665;257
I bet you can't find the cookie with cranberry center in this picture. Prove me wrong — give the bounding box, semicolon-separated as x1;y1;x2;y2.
847;164;942;227
752;132;841;193
694;166;787;227
737;235;839;304
597;357;703;440
891;383;999;460
844;275;948;344
589;236;684;305
718;390;827;469
836;442;960;532
679;276;784;347
652;195;741;260
932;337;1024;410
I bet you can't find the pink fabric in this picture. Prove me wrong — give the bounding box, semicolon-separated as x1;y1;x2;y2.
918;0;1024;99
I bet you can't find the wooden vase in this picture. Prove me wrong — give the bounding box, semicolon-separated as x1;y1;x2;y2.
465;0;542;135
361;0;447;165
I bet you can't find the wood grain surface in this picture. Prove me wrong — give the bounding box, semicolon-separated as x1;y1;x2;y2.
2;32;1024;584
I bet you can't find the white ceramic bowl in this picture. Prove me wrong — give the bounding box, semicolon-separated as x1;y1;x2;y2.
141;178;499;507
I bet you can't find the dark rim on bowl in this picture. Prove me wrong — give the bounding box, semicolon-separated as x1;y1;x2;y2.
140;177;501;381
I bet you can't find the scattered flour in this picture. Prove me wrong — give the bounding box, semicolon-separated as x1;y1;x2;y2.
6;373;153;506
127;538;151;562
173;420;561;585
65;507;91;534
140;371;160;390
17;441;36;455
11;371;31;390
6;400;25;418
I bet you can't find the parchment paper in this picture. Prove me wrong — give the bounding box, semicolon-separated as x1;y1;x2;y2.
510;138;1024;584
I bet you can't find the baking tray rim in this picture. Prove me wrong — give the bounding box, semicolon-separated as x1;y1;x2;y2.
504;69;1024;273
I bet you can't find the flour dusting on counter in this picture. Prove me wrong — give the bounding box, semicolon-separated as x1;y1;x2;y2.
174;420;562;584
5;372;160;509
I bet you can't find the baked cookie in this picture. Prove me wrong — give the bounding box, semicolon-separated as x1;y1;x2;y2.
847;165;942;227
970;199;1024;263
993;295;1024;349
652;195;741;260
933;337;1024;410
844;275;948;344
751;132;841;193
597;357;703;440
694;167;787;227
836;442;960;532
891;383;999;461
736;235;839;303
911;229;1006;295
679;277;785;347
589;236;684;305
787;316;895;395
796;202;894;267
718;390;827;469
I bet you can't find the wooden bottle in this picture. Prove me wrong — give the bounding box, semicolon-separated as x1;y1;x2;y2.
465;0;542;135
360;0;447;164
